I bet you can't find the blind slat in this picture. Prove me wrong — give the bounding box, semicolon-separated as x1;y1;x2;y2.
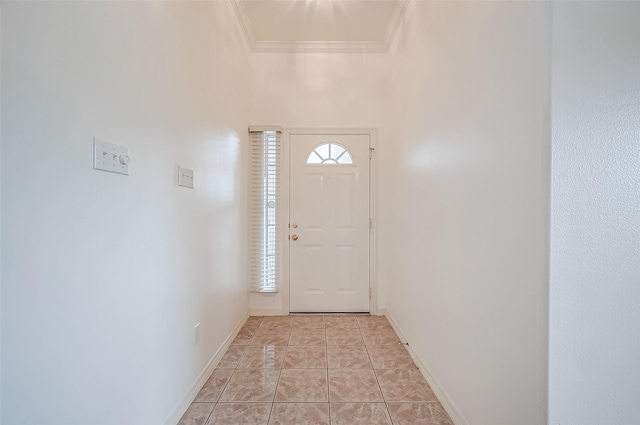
249;130;281;293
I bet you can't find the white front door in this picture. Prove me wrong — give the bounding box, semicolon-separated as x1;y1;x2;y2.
289;134;370;313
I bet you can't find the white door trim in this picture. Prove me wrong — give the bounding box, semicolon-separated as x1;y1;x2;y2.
281;128;379;315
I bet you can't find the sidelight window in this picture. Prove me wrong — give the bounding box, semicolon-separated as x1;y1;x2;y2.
249;127;282;292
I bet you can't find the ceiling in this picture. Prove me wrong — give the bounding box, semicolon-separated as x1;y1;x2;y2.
232;0;409;53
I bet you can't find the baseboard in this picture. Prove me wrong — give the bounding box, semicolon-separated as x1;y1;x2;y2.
384;311;469;425
163;311;250;425
250;308;285;316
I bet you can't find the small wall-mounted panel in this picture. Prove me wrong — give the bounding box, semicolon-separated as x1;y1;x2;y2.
93;137;130;175
178;167;194;188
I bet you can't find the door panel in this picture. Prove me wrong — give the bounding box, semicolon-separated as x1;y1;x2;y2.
336;173;356;228
289;134;370;313
304;174;325;227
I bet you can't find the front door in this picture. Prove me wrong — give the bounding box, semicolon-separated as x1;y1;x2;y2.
289;134;370;313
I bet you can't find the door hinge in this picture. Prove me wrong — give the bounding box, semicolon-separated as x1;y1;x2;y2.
369;288;372;300
369;147;375;159
369;218;372;230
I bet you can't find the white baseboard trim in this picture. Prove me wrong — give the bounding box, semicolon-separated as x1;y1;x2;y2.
163;312;250;425
384;311;469;425
250;308;285;316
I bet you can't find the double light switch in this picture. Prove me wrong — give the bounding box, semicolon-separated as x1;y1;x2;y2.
178;167;194;188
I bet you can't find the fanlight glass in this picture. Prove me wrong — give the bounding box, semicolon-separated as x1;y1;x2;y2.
306;143;354;165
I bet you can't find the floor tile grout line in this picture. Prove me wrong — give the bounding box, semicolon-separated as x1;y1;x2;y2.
267;367;283;423
366;315;396;425
186;402;216;425
325;341;330;407
365;344;388;404
386;400;397;425
214;349;240;404
266;402;274;425
234;342;252;369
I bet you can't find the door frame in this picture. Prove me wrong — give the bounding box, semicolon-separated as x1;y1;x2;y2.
281;128;379;315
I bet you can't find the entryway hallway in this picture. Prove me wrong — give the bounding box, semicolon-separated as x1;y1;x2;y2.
179;315;454;425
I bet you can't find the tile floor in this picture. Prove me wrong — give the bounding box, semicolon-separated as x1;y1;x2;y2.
178;315;454;425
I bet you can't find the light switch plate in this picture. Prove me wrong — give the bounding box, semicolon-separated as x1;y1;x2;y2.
94;137;129;175
178;167;194;188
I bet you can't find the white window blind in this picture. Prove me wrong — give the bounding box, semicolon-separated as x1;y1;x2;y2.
249;127;282;293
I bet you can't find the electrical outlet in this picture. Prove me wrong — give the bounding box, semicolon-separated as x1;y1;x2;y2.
193;323;200;345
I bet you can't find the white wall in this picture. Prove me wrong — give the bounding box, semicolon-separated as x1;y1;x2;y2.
250;52;388;129
549;3;640;424
0;4;3;419
381;2;550;424
249;52;389;314
1;2;250;424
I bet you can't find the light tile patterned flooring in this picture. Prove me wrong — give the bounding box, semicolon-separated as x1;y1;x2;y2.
179;315;454;425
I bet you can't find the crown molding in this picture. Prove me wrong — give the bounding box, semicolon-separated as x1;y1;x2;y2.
383;0;410;50
252;40;388;54
230;0;257;48
230;0;409;54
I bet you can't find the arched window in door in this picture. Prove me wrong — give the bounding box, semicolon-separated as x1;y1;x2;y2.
306;143;354;165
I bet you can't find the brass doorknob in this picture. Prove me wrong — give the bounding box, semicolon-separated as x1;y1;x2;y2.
292;235;299;241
